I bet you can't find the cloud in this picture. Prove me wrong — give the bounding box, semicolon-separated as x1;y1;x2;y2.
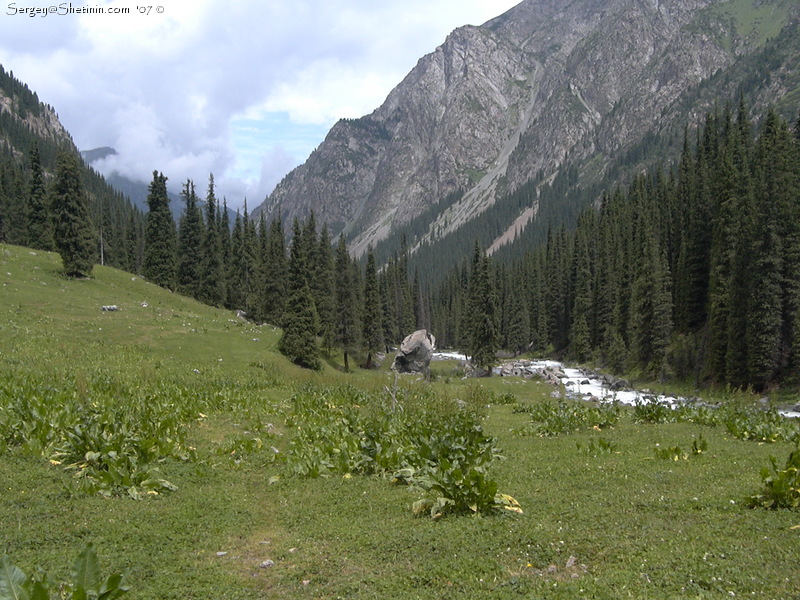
0;0;520;209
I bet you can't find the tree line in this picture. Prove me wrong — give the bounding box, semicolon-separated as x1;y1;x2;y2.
4;94;799;391
426;103;800;390
141;171;436;371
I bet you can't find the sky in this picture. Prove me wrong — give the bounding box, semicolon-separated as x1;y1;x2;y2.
0;0;520;210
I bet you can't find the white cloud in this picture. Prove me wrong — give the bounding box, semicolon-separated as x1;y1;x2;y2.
0;0;520;209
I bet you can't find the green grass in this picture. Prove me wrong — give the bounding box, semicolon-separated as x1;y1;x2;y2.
692;0;792;51
2;244;799;599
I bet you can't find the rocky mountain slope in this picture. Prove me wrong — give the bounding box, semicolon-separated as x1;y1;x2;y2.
256;0;799;259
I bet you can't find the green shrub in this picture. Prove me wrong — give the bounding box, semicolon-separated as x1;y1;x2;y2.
514;400;621;436
0;543;128;600
576;437;618;456
747;447;800;509
283;383;519;518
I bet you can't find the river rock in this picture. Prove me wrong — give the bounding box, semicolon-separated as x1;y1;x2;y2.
392;330;436;374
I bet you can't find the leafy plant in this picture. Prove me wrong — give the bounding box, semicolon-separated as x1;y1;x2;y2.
691;435;708;455
721;406;799;443
514;400;621;436
577;437;618;456
283;384;517;518
0;543;128;600
633;398;675;424
747;448;800;509
653;444;688;461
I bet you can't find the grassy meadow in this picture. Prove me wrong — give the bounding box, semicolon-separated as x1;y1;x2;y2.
1;243;799;599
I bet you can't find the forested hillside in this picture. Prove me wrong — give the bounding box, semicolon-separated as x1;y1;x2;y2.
0;65;145;272
428;104;800;390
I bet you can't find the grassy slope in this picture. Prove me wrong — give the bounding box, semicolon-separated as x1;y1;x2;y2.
1;244;799;599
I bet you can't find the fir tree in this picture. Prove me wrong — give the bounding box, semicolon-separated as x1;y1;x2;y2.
142;171;176;289
26;144;52;251
506;273;531;356
227;209;246;310
176;180;203;299
334;234;360;371
312;223;336;352
260;216;287;326
199;174;225;306
465;243;499;374
362;246;384;366
278;219;320;370
51;151;95;277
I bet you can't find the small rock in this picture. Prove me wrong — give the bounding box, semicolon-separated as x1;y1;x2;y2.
547;565;558;574
566;555;577;569
259;560;275;568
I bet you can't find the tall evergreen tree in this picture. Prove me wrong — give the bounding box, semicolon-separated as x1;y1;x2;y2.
362;246;384;366
278;219;321;370
142;171;176;289
176;180;203;299
51;151;95;277
334;234;360;371
465;242;499;374
747;110;793;388
260;216;287;326
199;174;225;306
313;223;337;352
26;144;52;251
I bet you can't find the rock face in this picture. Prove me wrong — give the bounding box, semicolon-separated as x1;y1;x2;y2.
392;330;436;374
255;0;799;258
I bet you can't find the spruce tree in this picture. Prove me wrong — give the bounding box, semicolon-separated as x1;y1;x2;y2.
312;223;336;352
199;174;225;306
26;144;53;251
363;246;384;366
260;217;287;326
334;234;360;371
278;219;321;370
51;151;95;277
176;180;203;299
506;274;531;356
747;110;793;388
142;171;176;289
227;210;246;310
466;243;499;374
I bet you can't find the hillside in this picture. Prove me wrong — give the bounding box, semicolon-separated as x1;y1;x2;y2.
256;0;800;272
2;242;800;599
0;66;145;272
0;242;290;376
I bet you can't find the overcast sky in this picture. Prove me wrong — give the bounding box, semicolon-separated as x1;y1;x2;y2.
0;0;519;210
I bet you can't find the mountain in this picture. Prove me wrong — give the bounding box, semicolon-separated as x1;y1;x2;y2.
80;147;238;226
256;0;800;264
80;147;184;218
0;65;144;272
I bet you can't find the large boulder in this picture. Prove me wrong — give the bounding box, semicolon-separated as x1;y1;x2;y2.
392;330;436;374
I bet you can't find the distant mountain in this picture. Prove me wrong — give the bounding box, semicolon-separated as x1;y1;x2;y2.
0;64;143;272
80;147;238;225
255;0;800;268
80;147;184;218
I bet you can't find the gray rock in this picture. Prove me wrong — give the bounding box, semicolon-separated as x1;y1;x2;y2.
392;330;436;374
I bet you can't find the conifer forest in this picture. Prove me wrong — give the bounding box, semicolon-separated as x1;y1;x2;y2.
2;61;799;393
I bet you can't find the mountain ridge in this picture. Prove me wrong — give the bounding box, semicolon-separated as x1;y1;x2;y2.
255;0;799;261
